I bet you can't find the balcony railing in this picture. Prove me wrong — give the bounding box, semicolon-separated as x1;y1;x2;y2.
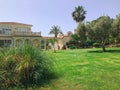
12;31;41;36
0;31;41;37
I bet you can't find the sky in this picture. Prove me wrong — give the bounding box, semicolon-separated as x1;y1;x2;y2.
0;0;120;36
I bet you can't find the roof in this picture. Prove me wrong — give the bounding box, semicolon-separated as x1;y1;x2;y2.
0;22;32;27
42;36;53;39
42;35;70;39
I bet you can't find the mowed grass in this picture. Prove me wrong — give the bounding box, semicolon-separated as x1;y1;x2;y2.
39;48;120;90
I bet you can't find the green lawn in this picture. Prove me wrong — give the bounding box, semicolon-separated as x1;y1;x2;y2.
39;48;120;90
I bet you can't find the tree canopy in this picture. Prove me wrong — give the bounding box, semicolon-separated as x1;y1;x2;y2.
111;14;120;44
87;16;112;51
49;25;62;38
72;6;86;23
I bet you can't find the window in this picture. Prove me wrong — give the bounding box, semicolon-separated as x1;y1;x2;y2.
0;40;12;47
17;27;29;32
0;40;4;47
0;28;12;34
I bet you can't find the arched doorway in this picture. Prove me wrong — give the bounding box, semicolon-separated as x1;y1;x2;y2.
25;39;31;45
16;39;23;46
33;39;39;47
41;40;45;49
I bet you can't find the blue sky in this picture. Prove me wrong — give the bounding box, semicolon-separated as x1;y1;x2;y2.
0;0;120;36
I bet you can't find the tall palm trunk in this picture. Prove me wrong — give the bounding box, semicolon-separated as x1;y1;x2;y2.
53;37;57;52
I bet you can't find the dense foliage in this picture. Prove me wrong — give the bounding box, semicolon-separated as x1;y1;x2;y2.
111;14;120;44
88;16;112;52
70;8;120;51
70;5;120;51
0;45;54;89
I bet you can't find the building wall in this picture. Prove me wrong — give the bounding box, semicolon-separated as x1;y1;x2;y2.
0;22;41;48
0;22;72;49
42;32;72;50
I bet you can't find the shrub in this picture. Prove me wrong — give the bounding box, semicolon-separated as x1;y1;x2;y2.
93;42;100;48
69;45;77;49
0;45;54;89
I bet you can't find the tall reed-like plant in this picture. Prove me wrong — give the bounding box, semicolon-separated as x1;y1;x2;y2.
0;45;54;89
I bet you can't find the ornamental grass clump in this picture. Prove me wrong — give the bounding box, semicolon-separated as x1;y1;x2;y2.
0;45;54;89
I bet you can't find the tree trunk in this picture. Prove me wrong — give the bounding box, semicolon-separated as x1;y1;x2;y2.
53;38;57;52
102;45;106;52
53;44;56;53
101;39;107;52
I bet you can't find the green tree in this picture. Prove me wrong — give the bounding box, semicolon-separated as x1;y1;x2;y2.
49;25;62;52
49;25;62;38
111;14;120;44
76;23;87;47
72;6;86;23
71;6;86;48
71;34;80;42
49;38;57;52
88;16;112;52
67;34;80;49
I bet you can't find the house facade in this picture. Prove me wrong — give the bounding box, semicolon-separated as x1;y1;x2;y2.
0;22;41;48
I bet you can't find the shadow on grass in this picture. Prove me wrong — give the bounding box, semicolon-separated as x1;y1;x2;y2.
37;72;59;86
54;51;61;53
88;50;120;53
12;72;59;90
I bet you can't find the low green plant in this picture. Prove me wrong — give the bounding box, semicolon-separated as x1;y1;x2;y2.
93;42;100;47
0;45;54;89
69;45;77;49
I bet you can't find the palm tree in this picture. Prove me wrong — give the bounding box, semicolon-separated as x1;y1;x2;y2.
49;25;62;52
49;25;62;38
72;6;86;23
